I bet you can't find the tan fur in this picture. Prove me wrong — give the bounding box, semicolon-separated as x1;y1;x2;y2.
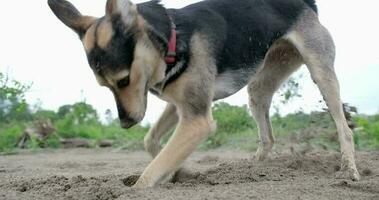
68;15;97;35
113;70;130;82
106;0;138;26
135;114;215;187
144;104;178;158
94;74;108;87
114;33;161;121
163;34;217;106
246;7;360;181
79;16;97;31
82;25;96;53
285;9;360;180
248;40;303;161
97;20;114;49
134;33;217;187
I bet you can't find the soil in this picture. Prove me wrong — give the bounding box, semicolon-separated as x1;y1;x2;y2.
0;148;378;200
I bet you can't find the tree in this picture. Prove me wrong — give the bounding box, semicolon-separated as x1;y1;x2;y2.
0;72;32;123
57;102;99;124
105;109;115;125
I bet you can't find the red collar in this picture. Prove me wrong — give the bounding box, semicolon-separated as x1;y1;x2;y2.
164;20;177;65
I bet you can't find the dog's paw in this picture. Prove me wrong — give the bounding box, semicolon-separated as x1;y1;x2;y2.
131;175;158;188
254;148;270;162
335;167;361;181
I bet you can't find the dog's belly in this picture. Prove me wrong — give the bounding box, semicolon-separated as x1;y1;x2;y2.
214;68;257;100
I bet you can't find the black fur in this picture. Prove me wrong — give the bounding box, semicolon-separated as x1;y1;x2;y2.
87;16;136;73
136;0;316;92
165;0;307;75
137;1;191;89
303;0;318;13
48;0;87;38
88;0;316;91
137;1;171;46
163;61;190;89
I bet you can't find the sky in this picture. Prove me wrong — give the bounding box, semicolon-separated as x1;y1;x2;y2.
0;0;378;124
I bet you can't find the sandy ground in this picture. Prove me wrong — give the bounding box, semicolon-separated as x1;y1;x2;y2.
0;148;378;200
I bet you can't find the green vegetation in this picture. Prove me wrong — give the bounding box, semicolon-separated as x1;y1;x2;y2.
0;123;24;152
1;71;379;153
355;115;379;149
0;72;32;123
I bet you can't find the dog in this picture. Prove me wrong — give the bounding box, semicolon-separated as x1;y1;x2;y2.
48;0;360;187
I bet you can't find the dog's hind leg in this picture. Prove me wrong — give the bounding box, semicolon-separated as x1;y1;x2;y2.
144;103;178;158
248;40;302;161
286;10;360;180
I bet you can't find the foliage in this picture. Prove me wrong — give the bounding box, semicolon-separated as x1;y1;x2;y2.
213;103;256;133
54;102;101;139
204;103;256;148
271;111;334;135
57;102;99;123
278;77;302;104
0;72;32;123
354;115;379;148
0;123;24;152
34;109;59;122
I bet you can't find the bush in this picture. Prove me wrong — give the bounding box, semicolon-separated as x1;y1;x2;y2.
0;72;32;123
213;103;256;133
355;115;379;148
204;103;256;148
0;123;24;152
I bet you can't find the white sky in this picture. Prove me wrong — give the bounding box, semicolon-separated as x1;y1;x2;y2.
0;0;378;124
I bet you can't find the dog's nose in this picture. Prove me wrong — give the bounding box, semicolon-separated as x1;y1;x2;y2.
120;119;138;129
118;108;138;129
116;100;137;129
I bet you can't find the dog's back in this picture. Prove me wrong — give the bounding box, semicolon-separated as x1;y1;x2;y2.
168;0;315;73
157;0;317;99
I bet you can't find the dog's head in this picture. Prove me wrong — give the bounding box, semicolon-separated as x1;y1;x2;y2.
48;0;167;128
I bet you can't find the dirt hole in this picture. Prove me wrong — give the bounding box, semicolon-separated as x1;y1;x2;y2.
121;175;140;187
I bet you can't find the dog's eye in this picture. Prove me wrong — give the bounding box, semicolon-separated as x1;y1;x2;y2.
117;77;130;89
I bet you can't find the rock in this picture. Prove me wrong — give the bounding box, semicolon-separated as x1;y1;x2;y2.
61;138;91;148
98;140;114;148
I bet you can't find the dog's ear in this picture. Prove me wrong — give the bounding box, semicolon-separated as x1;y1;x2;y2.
48;0;96;37
106;0;137;25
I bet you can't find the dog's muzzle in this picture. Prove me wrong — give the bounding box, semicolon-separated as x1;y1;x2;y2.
117;100;138;129
120;118;138;129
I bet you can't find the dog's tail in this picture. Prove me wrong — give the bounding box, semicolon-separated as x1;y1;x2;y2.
303;0;318;14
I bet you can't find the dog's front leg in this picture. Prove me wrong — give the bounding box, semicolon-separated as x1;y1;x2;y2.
144;103;178;158
134;111;215;188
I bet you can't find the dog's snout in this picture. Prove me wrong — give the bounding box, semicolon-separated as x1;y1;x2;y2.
117;100;127;120
120;119;138;129
116;99;138;129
